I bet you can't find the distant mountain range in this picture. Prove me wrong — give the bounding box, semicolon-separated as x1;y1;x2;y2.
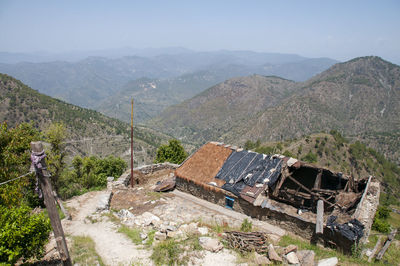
0;50;337;120
148;56;400;164
0;73;169;164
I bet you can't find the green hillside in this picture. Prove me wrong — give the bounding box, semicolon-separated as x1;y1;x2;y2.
0;73;168;164
149;56;400;164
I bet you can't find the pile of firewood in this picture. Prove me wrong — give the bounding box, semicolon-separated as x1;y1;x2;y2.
224;231;269;253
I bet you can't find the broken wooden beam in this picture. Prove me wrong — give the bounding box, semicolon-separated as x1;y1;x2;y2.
53;191;71;220
286;175;335;208
316;200;324;234
376;229;397;261
368;235;382;262
313;169;322;190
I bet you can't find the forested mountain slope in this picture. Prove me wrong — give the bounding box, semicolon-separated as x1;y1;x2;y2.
0;73;168;164
149;57;400;164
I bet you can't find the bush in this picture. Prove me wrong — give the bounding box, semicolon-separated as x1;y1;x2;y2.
372;217;390;233
302;152;318;163
58;155;127;199
151;239;182;265
240;218;253;232
372;205;392;233
0;204;51;264
376;205;391;220
282;150;294;158
154;139;187;165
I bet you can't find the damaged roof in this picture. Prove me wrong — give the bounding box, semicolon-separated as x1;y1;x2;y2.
175;142;367;208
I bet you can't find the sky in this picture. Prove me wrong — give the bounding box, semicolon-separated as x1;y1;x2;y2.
0;0;399;63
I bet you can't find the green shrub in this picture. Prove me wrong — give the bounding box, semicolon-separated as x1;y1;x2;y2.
372;217;390;233
376;205;391;220
240;218;253;232
0;204;51;264
151;239;182;266
302;152;317;163
282;150;294;158
58;155;126;199
154;139;187;164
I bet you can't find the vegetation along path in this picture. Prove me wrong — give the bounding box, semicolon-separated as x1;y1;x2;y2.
62;191;152;265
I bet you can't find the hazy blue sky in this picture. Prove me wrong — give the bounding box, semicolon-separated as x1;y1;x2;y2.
1;0;399;63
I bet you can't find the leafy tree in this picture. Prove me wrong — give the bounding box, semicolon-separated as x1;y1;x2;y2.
0;122;51;264
44;123;67;190
154;139;187;164
0;122;39;207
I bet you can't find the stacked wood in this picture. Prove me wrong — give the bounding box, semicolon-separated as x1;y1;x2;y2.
225;231;269;253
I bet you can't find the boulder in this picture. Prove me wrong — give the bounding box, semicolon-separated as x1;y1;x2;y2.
117;209;134;220
167;231;176;238
140;233;147;240
96;192;112;211
296;250;315;266
254;252;271;265
154;231;167;241
187;222;199;234
268;244;282;263
141;212;160;226
286;252;299;264
318;257;338;266
167;225;177;232
284;244;298;254
266;233;281;243
198;227;209;235
198;237;223;252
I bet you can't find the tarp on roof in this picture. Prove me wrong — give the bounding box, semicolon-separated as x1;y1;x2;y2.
215;150;283;196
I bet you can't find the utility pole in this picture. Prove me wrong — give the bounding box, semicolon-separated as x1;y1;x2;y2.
30;141;71;266
130;98;134;187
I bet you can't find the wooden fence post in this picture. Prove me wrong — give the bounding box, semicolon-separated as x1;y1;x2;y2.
31;141;72;266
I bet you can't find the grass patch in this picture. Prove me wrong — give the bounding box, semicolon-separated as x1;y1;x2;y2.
146;191;162;200
151;239;183;265
70;236;105;266
118;225;143;245
101;210;121;224
240;218;252;232
145;230;156;247
150;234;202;265
85;215;99;224
387;210;400;229
279;234;400;265
234;250;256;265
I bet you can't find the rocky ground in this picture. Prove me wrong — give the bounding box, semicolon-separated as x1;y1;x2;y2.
39;169;341;265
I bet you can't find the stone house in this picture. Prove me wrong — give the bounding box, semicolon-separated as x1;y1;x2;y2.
175;142;380;253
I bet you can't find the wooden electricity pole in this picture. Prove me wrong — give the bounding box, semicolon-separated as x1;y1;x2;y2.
31;141;72;266
130;98;134;187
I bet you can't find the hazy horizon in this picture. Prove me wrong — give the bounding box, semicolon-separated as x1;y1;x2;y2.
1;0;399;64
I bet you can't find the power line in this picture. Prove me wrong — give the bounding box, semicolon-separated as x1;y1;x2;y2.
0;172;33;186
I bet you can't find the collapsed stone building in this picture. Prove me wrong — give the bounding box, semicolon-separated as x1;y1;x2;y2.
175;142;380;253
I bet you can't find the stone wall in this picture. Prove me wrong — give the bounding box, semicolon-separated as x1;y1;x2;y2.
116;163;179;187
176;177;316;239
176;176;377;253
353;177;380;244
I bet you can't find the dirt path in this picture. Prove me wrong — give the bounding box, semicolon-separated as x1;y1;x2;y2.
63;191;152;265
